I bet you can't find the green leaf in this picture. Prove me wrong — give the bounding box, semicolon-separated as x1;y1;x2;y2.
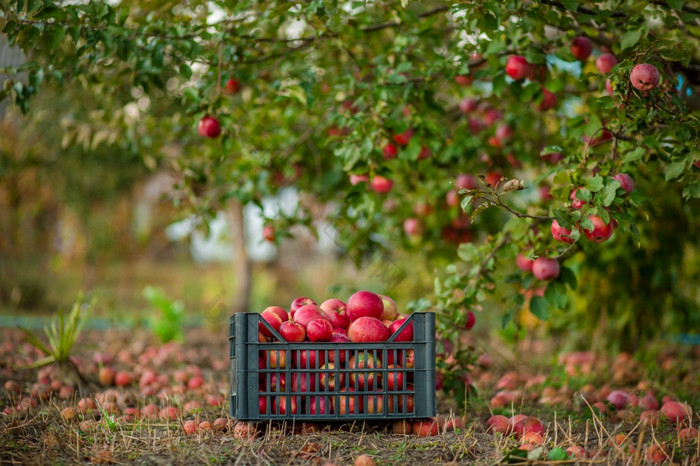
622;147;645;163
666;0;682;9
559;267;578;289
179;64;192;79
620;28;643;50
530;296;550;320
548;447;568;461
2;21;17;34
560;0;578;10
584;176;604;192
601;180;620;206
48;26;66;50
665;160;686;181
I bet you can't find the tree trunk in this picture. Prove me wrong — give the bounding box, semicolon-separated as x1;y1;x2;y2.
228;200;252;315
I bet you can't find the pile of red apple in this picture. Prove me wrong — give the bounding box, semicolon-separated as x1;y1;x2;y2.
251;290;421;417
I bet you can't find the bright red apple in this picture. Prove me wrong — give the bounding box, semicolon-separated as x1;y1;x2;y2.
516;253;534;272
389;318;414;341
551;219;575;244
198;115;221;138
258;310;283;337
537;88;557;111
393;128;414;146
370;175;394;193
613;173;634;195
383;143;398;160
306;318;333;342
569;187;587;209
225;78;241;94
347;290;384;321
263;306;288;323
293;304;329;328
385;365;405;390
464;310;476;330
505;55;533;80
582;215;614;243
320;299;349;329
278;321;305;342
290;297;316;314
348;316;390;343
347;353;381;390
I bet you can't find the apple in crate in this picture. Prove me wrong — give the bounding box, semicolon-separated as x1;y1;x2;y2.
348;353;382;390
328;333;350;363
346;290;384;321
364;395;384;414
307;318;333;342
320;299;350;329
294;304;330;328
387;387;415;413
385;365;405;390
289;297;316;319
308;396;331;415
259;310;284;337
263;306;288;322
268;373;286;392
276;396;298;415
378;294;398;321
319;363;344;390
267;350;286;368
278;321;305;342
333;388;362;415
293;348;326;369
291;373;319;393
389;318;414;341
348;317;390;342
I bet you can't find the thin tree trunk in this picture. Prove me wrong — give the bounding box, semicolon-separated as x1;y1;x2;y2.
229;200;252;314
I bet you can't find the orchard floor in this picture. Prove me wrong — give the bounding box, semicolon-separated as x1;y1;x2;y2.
1;327;699;465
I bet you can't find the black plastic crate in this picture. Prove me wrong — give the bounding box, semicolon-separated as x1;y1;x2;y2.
229;312;436;421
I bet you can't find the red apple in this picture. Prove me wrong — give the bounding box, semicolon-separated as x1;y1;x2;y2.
385;365;405;390
347;353;381;390
290;373;319;392
350;174;369;185
320;299;349;329
224;77;241;93
259;310;283;337
276;396;297;415
363;395;384;414
308;396;330;415
393;128;414;146
198;115;221;138
294;304;329;328
532;257;560;280
348;317;390;343
582;215;614;243
267;349;287;368
630;64;660;91
294;349;325;369
446;190;459;207
413;418;439;436
456;173;478;190
605;78;614;96
569;187;587;209
403;218;422;236
660;401;692;424
484;172;503;187
263;306;288;323
290;297;316;314
328;333;350;363
389;318;414;342
612;173;634;195
262;225;275;242
306;318;333;342
455;74;473;86
347;290;384;321
486;415;510;435
278;321;305;342
516;253;534;272
378;294;398;321
417;145;432;160
596;53;618;74
551;219;575;244
459;97;478;114
319;363;343;391
268;373;286;392
464;310;476;330
505;55;533;80
513;417;544;439
383;143;398;160
537;88;557;111
333;388;361;415
370;175;394;193
570;36;593;61
114;371;131;387
607;390;630;410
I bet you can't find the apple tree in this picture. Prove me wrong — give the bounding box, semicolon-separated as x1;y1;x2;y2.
2;0;700;395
